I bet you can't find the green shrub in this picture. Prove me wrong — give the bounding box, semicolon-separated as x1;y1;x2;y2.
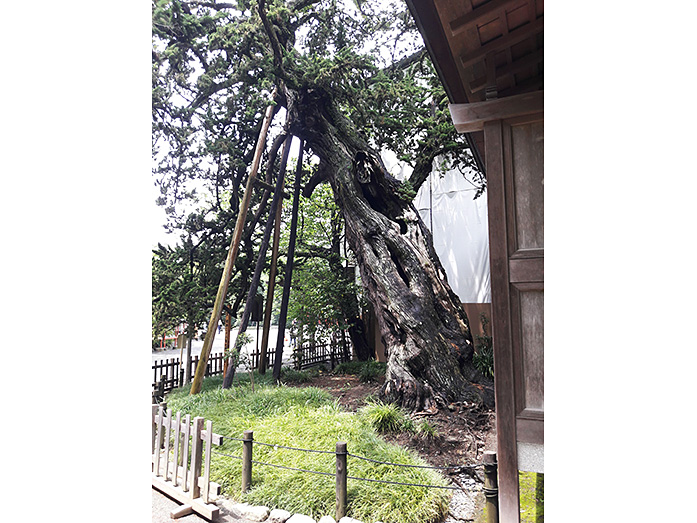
333;360;364;375
473;313;494;379
359;400;413;433
281;368;314;384
358;360;386;383
416;420;438;439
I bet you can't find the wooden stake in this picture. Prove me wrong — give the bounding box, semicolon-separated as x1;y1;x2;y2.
222;133;292;388
190;91;278;395
272;140;305;381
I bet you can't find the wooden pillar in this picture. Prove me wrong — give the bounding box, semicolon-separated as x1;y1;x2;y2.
190;93;278;395
273;141;305;381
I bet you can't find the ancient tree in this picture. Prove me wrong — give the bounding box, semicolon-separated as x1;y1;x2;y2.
152;0;491;410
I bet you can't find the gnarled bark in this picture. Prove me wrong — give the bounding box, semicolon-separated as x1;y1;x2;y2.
287;87;493;411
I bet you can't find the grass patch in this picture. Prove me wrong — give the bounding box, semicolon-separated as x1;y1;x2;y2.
333;360;386;383
166;377;450;523
359;400;414;433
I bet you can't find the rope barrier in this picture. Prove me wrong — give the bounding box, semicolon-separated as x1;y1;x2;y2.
218;434;483;471
347;452;479;470
212;450;244;460
254;441;335;454
250;460;335;477
346;475;461;490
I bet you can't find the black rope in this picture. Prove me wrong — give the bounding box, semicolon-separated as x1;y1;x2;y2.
219;435;334;454
254;441;335;454
211;450;243;460
251;460;335;477
346;475;460;490
347;452;474;470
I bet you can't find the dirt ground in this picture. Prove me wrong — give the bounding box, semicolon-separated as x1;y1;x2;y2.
287;372;497;473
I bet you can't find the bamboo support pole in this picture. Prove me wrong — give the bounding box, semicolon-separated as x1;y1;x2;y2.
190;91;278;395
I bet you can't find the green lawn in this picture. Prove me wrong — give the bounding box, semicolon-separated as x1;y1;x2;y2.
165;374;451;523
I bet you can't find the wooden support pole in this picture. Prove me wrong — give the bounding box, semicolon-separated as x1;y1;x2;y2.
190;92;278;395
190;417;205;499
272;140;305;381
335;441;347;521
259;159;285;374
223;133;293;388
242;430;253;492
483;451;499;523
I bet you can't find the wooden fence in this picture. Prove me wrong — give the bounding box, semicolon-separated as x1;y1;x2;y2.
152;354;225;399
293;341;351;370
152;340;352;401
152;404;222;519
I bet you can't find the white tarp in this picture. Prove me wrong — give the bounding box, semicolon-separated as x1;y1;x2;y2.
382;152;491;303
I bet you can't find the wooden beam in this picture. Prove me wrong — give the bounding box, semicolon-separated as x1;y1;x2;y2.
449;91;543;133
469;48;543;93
459;16;543;70
449;0;526;36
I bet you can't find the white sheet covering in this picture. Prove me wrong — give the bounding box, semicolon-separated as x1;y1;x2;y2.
382;152;491;303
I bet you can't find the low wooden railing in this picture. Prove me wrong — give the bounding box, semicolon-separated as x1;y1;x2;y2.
152;404;223;520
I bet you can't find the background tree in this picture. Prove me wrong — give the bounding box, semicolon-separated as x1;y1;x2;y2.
152;0;491;410
289;181;372;360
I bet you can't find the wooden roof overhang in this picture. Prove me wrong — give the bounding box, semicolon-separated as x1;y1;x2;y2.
405;0;544;168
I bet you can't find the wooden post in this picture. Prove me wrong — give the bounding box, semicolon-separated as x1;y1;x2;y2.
172;411;182;487
259;177;284;374
242;430;253;492
336;441;347;521
190;92;278;395
190;417;205;499
152;404;159;456
483;451;499;523
154;406;164;476
182;414;191;493
273;141;305;381
202;420;213;503
164;409;173;481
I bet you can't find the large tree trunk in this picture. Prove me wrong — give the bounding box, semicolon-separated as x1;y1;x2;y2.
288;88;493;411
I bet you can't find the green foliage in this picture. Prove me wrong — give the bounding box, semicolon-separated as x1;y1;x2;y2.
152;236;223;342
333;360;386;382
359;400;413;433
416;419;438;439
280;367;318;384
358;360;386;383
473;313;494;380
166;377;450;522
287;182;362;345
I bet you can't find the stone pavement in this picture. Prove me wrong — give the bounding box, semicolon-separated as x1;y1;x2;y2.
152;489;257;523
